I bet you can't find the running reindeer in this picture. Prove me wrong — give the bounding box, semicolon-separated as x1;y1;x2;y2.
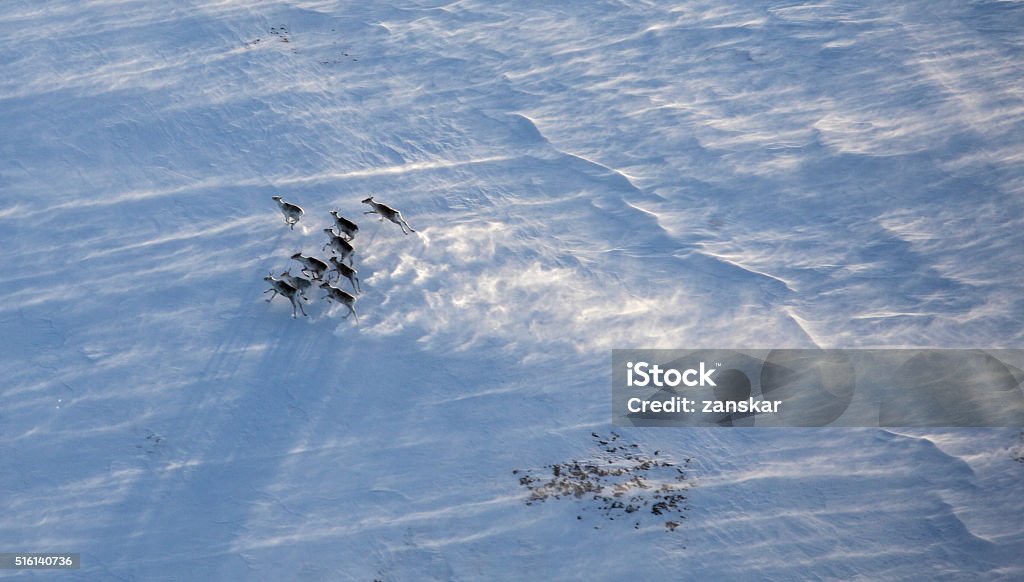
271;196;304;230
323;228;355;265
329;211;359;241
290;252;329;281
278;269;313;301
320;281;359;324
264;273;307;318
328;256;361;295
361;196;415;234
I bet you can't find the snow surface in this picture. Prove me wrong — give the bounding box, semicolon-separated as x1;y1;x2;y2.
2;0;1023;579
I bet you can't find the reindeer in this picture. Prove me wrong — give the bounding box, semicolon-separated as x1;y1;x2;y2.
361;196;415;234
271;196;304;230
278;269;313;300
320;281;359;324
329;210;359;241
322;228;355;265
328;256;361;294
264;274;307;318
290;252;329;280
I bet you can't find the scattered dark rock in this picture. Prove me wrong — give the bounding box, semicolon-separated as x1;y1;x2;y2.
515;432;692;532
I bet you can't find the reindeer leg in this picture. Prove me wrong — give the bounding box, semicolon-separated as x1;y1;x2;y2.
264;289;278;302
295;297;307;317
339;305;356;323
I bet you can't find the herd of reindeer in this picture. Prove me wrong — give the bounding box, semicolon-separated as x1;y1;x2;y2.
263;195;416;323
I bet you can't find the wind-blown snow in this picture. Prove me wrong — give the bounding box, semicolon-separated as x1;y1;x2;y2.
1;0;1022;579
